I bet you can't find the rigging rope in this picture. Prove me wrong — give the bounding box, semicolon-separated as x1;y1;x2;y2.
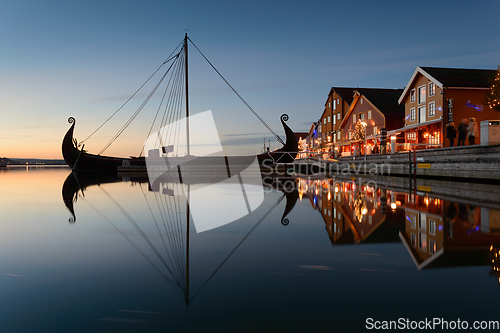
187;37;285;146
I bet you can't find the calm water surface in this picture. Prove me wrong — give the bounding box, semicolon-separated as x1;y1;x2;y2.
1;166;499;332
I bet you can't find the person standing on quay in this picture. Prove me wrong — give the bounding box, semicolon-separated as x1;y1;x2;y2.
446;122;457;147
457;118;468;146
467;117;478;145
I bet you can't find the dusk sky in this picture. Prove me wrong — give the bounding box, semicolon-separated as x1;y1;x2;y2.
1;0;499;159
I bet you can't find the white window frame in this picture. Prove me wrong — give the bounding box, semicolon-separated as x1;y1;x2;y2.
327;115;330;123
333;100;336;110
418;106;426;123
373;126;378;136
429;82;435;97
419;232;427;252
429;239;436;254
368;110;371;119
411;233;417;247
333;115;336;125
323;118;326;124
353;114;356;123
337;131;341;140
410;107;416;121
337;113;340;120
410;89;416;103
418;84;426;104
429;220;436;236
428;101;435;117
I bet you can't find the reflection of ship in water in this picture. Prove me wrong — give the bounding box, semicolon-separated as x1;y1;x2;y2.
62;171;299;304
299;175;500;285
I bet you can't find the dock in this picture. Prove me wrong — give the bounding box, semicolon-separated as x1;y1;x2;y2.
291;144;500;181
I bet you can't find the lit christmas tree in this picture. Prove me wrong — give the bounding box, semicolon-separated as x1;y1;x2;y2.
485;65;500;112
352;120;366;143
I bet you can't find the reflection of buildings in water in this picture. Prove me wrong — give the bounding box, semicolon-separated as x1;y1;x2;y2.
299;178;403;245
398;193;500;288
490;245;500;287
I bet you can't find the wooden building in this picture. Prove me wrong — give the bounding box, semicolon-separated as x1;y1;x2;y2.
318;87;356;155
338;88;404;155
396;67;497;149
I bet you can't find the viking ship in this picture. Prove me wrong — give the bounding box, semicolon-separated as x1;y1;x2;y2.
62;34;298;174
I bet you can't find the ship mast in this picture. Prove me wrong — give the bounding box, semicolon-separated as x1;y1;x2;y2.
184;33;190;156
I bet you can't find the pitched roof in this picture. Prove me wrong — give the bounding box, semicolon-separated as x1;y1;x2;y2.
399;66;496;104
357;88;405;118
326;87;357;105
340;88;404;127
420;67;495;88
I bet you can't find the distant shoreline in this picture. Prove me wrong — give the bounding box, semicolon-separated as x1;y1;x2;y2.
0;158;67;166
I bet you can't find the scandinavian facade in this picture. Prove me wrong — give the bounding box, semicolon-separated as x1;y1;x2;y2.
338;88;404;155
396;67;497;148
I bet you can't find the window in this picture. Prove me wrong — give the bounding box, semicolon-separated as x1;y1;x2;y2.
418;106;426;123
333;115;336;125
353;114;356;123
333;100;336;110
328;101;331;108
333;131;337;143
411;233;417;247
373;126;378;136
327;116;330;123
368;110;372;119
428;102;435;117
419;233;427;251
410;89;416;103
337;113;340;120
410;214;416;229
323;118;326;124
429;220;436;235
337;131;341;140
429;82;435;96
429;239;437;254
360;113;364;121
418;85;426;104
348;131;352;139
410;108;416;121
360;98;363;104
419;213;426;229
337;98;340;105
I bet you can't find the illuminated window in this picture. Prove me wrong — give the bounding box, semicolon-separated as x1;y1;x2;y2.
429;82;436;96
410;89;416;103
373;126;378;136
429;220;436;235
410;107;416;121
353;114;356;123
368;110;372;119
419;233;427;251
429;239;437;254
428;102;435;117
337;131;341;140
418;85;426;104
348;131;352;139
333;115;336;125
